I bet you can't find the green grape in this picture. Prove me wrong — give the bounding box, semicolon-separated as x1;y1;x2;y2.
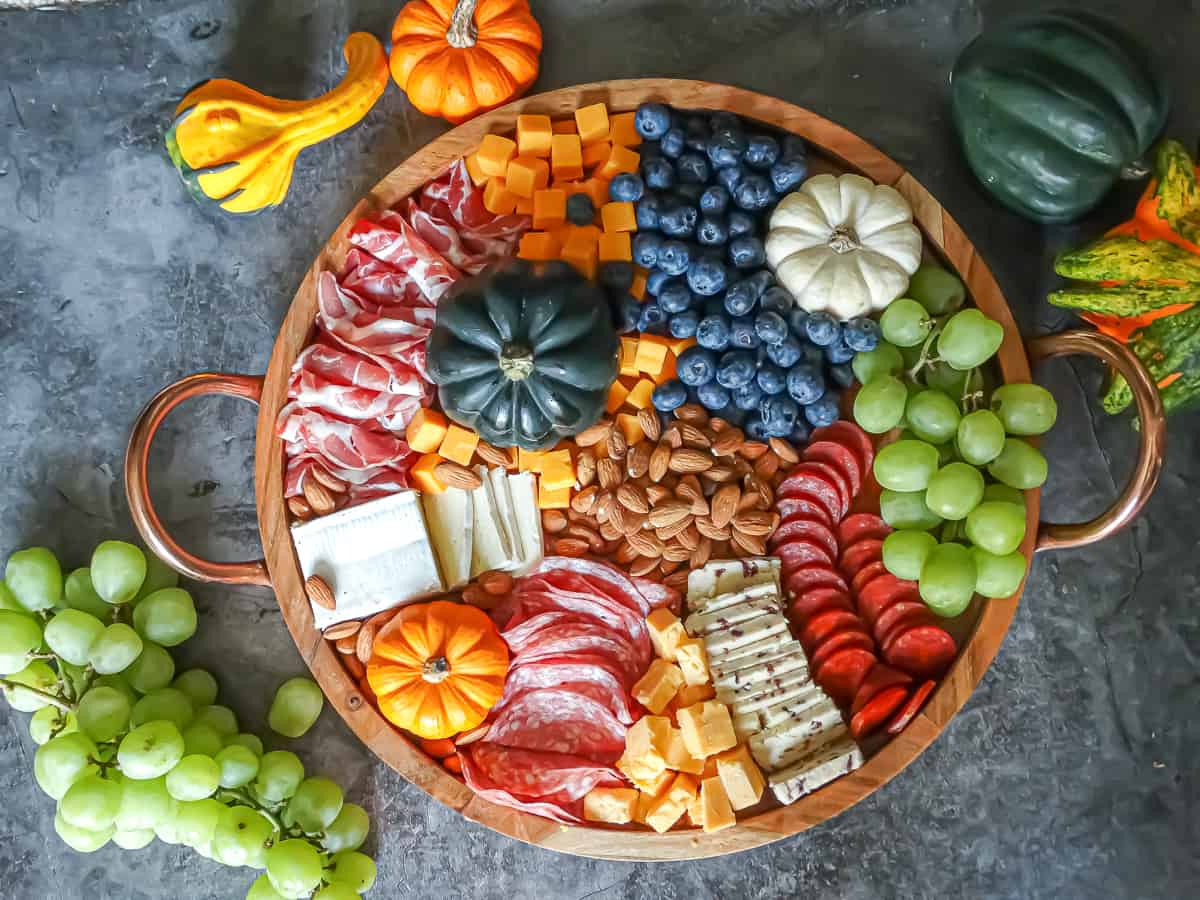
172;668;219;708
313;886;359;900
2;660;59;712
918;542;977;618
43;609;105;667
118;720;185;779
965;501;1027;556
0;582;20;612
0;609;43;675
183;723;225;758
955;410;1006;466
5;547;63;611
907;264;965;315
936;308;1003;371
987;438;1048;489
873;439;940;492
90;541;147;605
64;569;112;619
879;298;933;347
254;750;306;803
93;673;138;706
131;687;194;731
134;553;179;603
76;686;132;742
879;489;943;531
87;623;144;675
35;732;99;799
984;483;1026;507
326;850;377;893
972;547;1028;599
175;797;224;848
324;802;370;853
851;342;903;385
925;359;985;401
882;530;937;581
286;776;344;832
60;773;123;831
247;874;290;900
165;754;221;801
30;706;78;745
132;588;197;647
114;775;172;831
924;462;985;521
192;703;238;736
112;827;156;850
153;801;181;844
266;839;325;899
54;808;113;853
226;732;264;756
905;390;961;445
269;677;325;739
125;641;175;693
215;743;261;788
990;383;1058;436
853;375;908;434
213;804;275;868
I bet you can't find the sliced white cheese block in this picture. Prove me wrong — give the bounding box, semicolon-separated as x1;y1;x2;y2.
707;631;797;671
703;614;789;657
487;466;519;561
507;472;543;572
733;712;760;741
756;685;831;728
749;698;844;771
469;477;518;577
769;735;864;806
687;558;780;604
686;594;780;634
421;488;473;589
687;581;781;620
725;669;816;713
713;647;809;691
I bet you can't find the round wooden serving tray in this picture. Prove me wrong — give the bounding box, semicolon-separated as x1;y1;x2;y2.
125;80;1165;859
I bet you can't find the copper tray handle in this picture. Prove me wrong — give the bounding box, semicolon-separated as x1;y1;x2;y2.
1028;330;1165;553
125;373;271;585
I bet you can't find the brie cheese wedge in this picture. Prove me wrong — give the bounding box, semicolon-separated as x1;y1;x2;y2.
768;735;864;805
507;472;543;573
421;488;473;589
470;476;517;577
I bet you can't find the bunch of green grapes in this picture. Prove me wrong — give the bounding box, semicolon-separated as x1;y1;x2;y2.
0;540;372;899
851;265;1057;618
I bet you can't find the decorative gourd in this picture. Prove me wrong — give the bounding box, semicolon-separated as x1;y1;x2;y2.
765;173;922;320
166;33;388;214
426;262;619;450
366;600;509;740
951;10;1168;224
389;0;542;124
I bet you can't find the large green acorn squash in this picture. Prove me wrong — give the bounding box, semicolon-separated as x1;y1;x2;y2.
951;10;1168;224
426;261;619;450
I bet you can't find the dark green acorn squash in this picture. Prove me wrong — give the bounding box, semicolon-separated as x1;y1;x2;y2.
426;261;619;450
951;10;1168;224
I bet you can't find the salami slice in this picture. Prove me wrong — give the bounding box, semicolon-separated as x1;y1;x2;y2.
485;688;627;762
849;684;910;739
787;588;855;624
850;560;890;595
855;574;920;625
850;663;913;717
508;624;642;684
885;679;936;735
804;440;863;499
884;626;957;680
840;539;885;578
498;659;637;724
837;513;891;548
810;628;876;676
809;422;875;476
779;463;847;519
528;556;679;617
798;608;867;653
769;515;839;560
775;538;835;571
502;610;611;653
460;743;624;823
774;496;835;528
783;564;850;598
514;575;651;659
873;600;934;645
816;647;877;707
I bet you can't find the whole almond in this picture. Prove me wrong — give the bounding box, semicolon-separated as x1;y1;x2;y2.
678;422;711;449
335;634;357;655
659;558;683;576
648;499;691;529
553;537;590;557
478;570;514;595
599;519;623;541
663;570;690;593
753;453;780;479
435;461;484;490
676;523;701;551
637;407;661;442
695;517;732;541
669;448;714;474
607;427;628;460
708;417;729;433
571;485;600;515
597;457;622;490
649;443;671;482
567;523;606;554
675;474;702;502
662;544;691;563
739;441;770;460
737;488;763;513
542;509;569;533
769;437;800;465
710;484;741;529
342;653;365;680
614;540;640;564
575;421;612;447
626;528;664;558
288;495;314;521
630;555;660;577
592;490;614;523
712;427;745;456
303;479;337;516
475;441;514;469
305;575;336;610
731;529;768;556
355;620;378;663
312;467;349;494
701;465;738;483
616;482;650;514
462;584;500;610
624;509;650;535
674;403;708;424
733;456;754;477
367;608;399;630
323;619;361;641
646;483;673;506
606;500;629;534
655;514;694;541
663;423;684;449
576;450;597;488
627;443;651;479
732;510;779;537
689;536;712;569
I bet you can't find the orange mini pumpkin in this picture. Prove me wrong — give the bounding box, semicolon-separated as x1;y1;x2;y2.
366;600;509;739
389;0;542;124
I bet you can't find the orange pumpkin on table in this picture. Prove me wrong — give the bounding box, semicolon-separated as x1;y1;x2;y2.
366;600;509;739
390;0;543;124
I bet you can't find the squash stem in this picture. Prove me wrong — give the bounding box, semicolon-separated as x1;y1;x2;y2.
1120;160;1151;180
446;0;480;48
422;657;451;684
498;343;535;381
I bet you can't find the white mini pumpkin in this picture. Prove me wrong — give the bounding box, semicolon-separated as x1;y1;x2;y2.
766;173;923;320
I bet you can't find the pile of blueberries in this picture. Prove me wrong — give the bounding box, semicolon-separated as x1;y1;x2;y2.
594;102;880;444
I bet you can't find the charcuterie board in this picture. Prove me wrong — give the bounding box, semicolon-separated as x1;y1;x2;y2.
126;79;1164;859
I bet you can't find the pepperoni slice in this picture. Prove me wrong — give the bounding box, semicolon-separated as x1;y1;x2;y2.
816;647;877;707
809;421;875;475
873;600;933;645
775;495;835;528
787;589;854;624
797;461;852;517
855;573;919;625
799;608;866;653
850;560;889;595
775;538;834;571
811;628;876;676
885;679;936;735
837;513;891;548
804;440;863;499
850;663;913;716
778;465;844;520
849;684;910;739
783;564;849;599
770;515;839;560
884;626;958;680
839;539;884;578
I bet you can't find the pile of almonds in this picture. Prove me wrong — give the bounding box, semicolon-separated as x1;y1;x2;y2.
543;404;797;593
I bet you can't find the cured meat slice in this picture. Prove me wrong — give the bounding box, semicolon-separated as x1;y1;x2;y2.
505;624;642;685
850;560;889;595
798;608;867;653
778;466;845;520
498;658;638;724
421;159;529;244
839;539;885;578
873;600;934;645
485;688;628;762
837;513;891;549
816;647;877;707
783;564;849;598
849;684;910;739
851;663;913;717
810;628;876;676
774;538;834;571
505;591;650;669
519;571;652;640
804;440;863;499
526;556;679;617
769;516;839;560
340;248;429;307
348;210;462;303
276;406;414;472
282;455;410;505
808;421;875;475
501;610;611;653
886;679;936;735
405;197;492;275
288;369;424;426
787;588;855;624
316;272;436;377
856;574;920;626
774;495;835;527
883;625;957;680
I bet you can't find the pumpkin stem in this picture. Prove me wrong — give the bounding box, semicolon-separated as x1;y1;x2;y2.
422;657;451;684
827;225;861;254
498;342;535;381
1120;160;1151;181
446;0;479;49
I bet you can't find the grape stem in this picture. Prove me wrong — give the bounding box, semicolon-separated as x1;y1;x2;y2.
0;677;75;713
906;323;943;381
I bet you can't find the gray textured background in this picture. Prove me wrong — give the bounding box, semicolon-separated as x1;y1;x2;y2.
1;1;1197;898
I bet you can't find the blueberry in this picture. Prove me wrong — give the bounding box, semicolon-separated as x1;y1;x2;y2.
733;174;774;211
676;152;710;185
613;294;642;333
635;192;663;230
660;127;686;158
642;157;675;190
829;362;856;389
638;302;669;334
675;183;705;204
687;257;727;296
825;336;855;364
652;379;688;412
659;199;697;238
600;261;634;292
744;414;769;441
787;306;809;336
754;310;788;344
716;164;747;193
684;116;710;151
761;394;800;436
788;419;812;445
657;241;691;276
696;216;729;246
697;380;732;411
709;112;743;134
635;102;673;139
744;134;781;170
802;341;825;367
632;232;663;268
699;185;730;215
729;236;766;269
640;139;662;159
843;317;880;352
804;311;840;346
732;381;764;411
707;130;747;168
566;193;595;226
804;394;840;428
723;281;757;317
669;309;701;339
786;363;825;404
743;270;774;299
729;316;760;349
721;404;748;427
610;173;645;203
770;157;808;194
677;345;718;386
659;280;693;314
759;285;791;316
715;350;757;389
766;336;803;368
756;364;787;395
727;210;755;237
646;268;672;298
781;135;808;160
696;314;731;351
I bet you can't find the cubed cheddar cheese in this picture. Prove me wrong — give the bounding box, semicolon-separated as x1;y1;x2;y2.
581;178;610;209
597;144;640;180
698;776;736;833
646;608;686;659
516;114;553;157
614;412;645;447
677;701;737;759
655;351;678;385
437;424;478;466
477;134;516;177
514;194;533;215
630;267;648;301
623;762;673;797
582;140;612;170
625;378;655;410
517;448;544;472
634;338;670;378
537;482;571;509
674;637;710;686
575;102;610;144
619;337;640;377
597;231;632;263
506;156;550;198
701;757;719;780
552;118;577;134
686;793;704;828
607;111;642;147
674;683;716;709
605;380;631;414
531;189;566;230
538;451;575;492
663;727;706;776
601;201;637;233
625;715;672;771
714;744;766;811
409;453;445;495
561;226;598;279
634;791;655;825
405;408;449;454
464;152;489;186
644;773;698;834
583;787;638;825
551;134;584;181
483;177;517;215
517;231;561;262
632;659;685;715
568;223;602;244
668;336;697;356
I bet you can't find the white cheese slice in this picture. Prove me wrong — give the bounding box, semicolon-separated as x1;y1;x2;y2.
728;682;825;741
291;491;445;630
733;712;760;741
487;467;522;563
685;593;781;634
687;558;780;604
687;581;780;618
706;631;797;670
749;699;844;771
469;478;517;577
420;488;473;589
760;688;837;729
768;735;864;805
506;471;543;572
713;647;809;691
725;669;816;712
703;614;789;657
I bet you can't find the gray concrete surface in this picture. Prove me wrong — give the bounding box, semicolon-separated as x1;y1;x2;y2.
1;1;1197;898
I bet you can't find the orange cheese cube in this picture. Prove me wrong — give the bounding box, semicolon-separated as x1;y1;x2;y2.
581;178;609;209
698;776;736;833
656;352;678;385
608;111;642;147
514;195;533;215
601;202;637;233
551;134;584;181
714;744;765;811
668;336;697;356
597;145;640;180
644;773;699;834
561;227;598;280
619;337;640;377
664;728;706;776
567;223;602;244
674;683;716;708
537;482;571;509
477;134;517;177
583;787;638;825
625;378;656;410
552;118;577;134
405;408;449;453
516;114;553;157
437;424;479;467
539;451;575;492
630;267;648;300
620;760;673;797
598;231;632;263
634;791;655;825
676;701;737;759
531;189;566;230
634;337;670;376
615;412;645;446
410;453;445;495
464;152;489;186
505;156;550;198
582;140;612;170
517;231;561;262
517;448;545;472
483;177;517;215
632;659;684;715
605;380;631;414
575;103;610;144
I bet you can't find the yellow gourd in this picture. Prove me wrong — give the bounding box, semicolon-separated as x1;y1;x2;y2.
166;32;388;214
